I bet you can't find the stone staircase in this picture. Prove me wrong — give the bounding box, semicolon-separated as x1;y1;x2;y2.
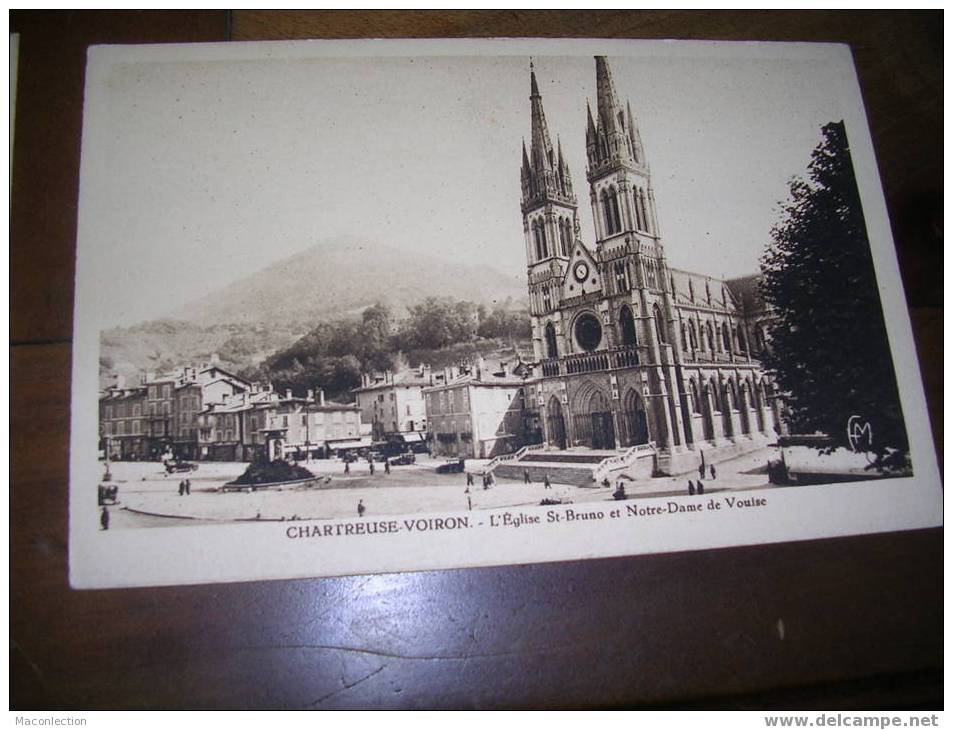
490;448;622;487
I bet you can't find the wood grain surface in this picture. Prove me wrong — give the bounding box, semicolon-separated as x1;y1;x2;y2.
10;10;942;710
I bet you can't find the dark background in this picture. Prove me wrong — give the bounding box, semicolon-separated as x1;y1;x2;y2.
10;11;942;709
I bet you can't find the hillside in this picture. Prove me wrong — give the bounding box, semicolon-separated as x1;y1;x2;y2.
168;235;527;327
100;236;529;387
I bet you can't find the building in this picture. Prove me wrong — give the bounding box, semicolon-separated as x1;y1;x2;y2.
352;365;431;447
263;389;368;460
520;58;779;473
196;387;278;461
424;358;529;459
99;385;148;460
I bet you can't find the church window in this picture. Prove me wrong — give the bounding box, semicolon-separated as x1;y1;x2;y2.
736;323;747;352
689;379;701;414
645;260;657;289
619;305;637;347
613;261;629;293
653;304;667;344
688;320;698;350
705;281;711;304
545;322;558;359
574;313;603;352
610;190;621;233
542;285;553;311
639;189;651;234
706;322;715;352
633;188;643;230
722;323;731;352
680;323;687;350
689;279;695;302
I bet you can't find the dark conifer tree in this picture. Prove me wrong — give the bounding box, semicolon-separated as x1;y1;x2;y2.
760;121;908;467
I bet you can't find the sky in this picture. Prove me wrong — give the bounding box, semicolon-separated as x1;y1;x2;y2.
79;43;855;328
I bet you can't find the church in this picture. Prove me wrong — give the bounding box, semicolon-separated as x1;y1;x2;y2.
518;57;782;475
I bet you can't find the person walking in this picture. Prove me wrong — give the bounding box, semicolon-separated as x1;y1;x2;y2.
344;460;350;475
185;478;191;496
698;461;705;480
696;480;705;495
688;480;695;495
543;474;552;489
710;464;717;480
466;471;473;487
369;461;375;476
178;480;185;496
100;505;110;531
523;469;531;484
357;499;366;517
384;459;391;475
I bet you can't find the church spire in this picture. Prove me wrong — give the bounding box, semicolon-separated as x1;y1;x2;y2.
521;62;575;211
587;56;646;172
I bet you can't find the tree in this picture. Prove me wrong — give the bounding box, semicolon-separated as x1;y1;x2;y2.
760;121;908;467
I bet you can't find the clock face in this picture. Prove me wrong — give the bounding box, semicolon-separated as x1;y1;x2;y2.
573;262;590;282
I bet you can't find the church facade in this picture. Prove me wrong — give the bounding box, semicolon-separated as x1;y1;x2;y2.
520;57;781;472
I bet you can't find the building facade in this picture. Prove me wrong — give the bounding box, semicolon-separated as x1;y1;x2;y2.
262;389;368;460
352;366;430;445
424;359;528;459
100;386;148;460
522;58;779;471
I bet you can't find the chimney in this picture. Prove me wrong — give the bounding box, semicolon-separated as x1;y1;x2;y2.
285;389;292;400
317;389;325;406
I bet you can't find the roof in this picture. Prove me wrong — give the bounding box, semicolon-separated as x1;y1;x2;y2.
725;274;767;315
352;369;433;392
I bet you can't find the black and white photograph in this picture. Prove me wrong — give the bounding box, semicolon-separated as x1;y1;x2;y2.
69;39;941;588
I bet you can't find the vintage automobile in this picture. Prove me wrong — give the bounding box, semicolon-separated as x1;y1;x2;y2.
435;458;465;474
164;460;199;474
391;452;416;466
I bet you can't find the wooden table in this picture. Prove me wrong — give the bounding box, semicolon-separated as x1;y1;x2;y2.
10;11;941;709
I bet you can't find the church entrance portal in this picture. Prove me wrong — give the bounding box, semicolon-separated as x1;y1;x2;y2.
619;389;649;446
546;397;567;450
572;390;616;450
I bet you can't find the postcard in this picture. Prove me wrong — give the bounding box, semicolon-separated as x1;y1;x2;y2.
69;38;942;588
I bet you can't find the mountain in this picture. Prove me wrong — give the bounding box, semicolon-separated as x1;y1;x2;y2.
168;235;528;327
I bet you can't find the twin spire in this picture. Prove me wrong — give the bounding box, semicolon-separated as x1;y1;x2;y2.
587;56;646;170
521;56;647;211
521;66;574;208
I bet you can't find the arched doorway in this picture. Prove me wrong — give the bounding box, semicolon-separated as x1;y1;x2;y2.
571;386;616;450
619;305;638;347
546;396;567;450
621;388;649;446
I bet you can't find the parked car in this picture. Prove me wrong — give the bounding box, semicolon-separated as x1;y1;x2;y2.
436;458;465;474
391;452;416;466
164;460;198;474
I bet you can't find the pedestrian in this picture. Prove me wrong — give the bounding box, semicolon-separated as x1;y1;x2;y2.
602;478;610;489
696;480;705;495
185;478;191;496
543;474;552;489
524;469;531;484
357;499;366;517
178;480;185;496
710;464;717;480
482;474;489;490
487;472;495;487
466;471;473;487
384;459;391;475
369;461;375;476
698;461;705;480
688;480;695;495
344;460;350;475
100;505;110;531
467;495;473;511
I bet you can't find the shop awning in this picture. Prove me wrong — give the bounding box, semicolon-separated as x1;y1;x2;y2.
326;437;373;450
